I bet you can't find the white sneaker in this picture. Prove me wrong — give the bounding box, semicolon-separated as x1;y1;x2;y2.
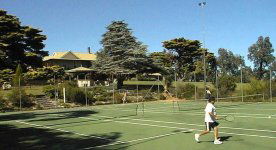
194;134;200;142
214;140;222;144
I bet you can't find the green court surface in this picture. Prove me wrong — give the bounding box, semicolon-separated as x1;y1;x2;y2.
0;101;276;150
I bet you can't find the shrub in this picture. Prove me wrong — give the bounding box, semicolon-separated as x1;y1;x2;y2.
69;88;86;104
43;85;56;98
244;78;276;100
7;88;34;108
244;78;267;95
217;75;236;96
90;86;111;102
176;83;195;99
0;95;9;112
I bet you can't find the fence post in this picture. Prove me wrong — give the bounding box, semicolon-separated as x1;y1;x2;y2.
63;88;66;103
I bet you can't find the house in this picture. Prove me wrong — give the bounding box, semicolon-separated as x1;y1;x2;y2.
43;50;97;70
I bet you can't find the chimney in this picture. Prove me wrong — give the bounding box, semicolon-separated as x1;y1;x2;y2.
88;47;91;54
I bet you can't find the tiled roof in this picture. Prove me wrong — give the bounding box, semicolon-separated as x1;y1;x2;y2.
43;51;97;61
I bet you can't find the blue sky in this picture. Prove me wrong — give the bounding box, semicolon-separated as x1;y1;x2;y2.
1;0;276;66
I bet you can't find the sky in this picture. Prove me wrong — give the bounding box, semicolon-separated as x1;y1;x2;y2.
1;0;276;66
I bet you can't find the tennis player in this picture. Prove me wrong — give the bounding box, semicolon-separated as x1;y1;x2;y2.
205;87;211;100
195;96;222;144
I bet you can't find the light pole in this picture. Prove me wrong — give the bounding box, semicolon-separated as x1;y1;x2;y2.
19;76;22;111
199;1;207;98
172;64;177;98
270;69;272;102
240;66;244;102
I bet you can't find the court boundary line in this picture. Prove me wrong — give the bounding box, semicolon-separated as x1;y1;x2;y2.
14;120;125;143
95;115;276;133
83;130;187;149
94;106;276;120
79;116;276;139
13;113;276;149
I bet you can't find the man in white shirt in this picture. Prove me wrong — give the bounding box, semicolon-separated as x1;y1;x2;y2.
194;96;222;144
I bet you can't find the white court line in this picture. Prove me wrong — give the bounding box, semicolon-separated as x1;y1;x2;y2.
144;109;276;119
142;103;276;111
15;113;276;149
83;131;187;149
93;102;276;118
79;116;276;140
145;105;275;116
14;120;124;143
99;106;276;120
94;115;276;133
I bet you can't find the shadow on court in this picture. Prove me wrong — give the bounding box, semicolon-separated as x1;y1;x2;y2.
0;123;128;150
110;130;192;150
0;109;98;122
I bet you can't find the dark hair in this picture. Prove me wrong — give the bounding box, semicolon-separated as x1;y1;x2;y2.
208;96;215;102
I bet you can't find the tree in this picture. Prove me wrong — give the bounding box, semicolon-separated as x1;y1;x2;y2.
24;66;65;84
95;21;158;89
149;51;175;91
0;9;47;70
248;36;275;79
0;69;14;85
162;38;203;79
194;49;217;82
12;64;23;87
217;48;245;76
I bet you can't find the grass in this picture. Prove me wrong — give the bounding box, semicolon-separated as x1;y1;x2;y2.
0;85;45;98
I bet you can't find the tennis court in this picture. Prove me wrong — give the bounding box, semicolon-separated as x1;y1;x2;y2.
0;100;276;150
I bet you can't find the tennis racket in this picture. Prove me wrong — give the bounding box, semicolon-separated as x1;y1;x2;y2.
220;115;235;122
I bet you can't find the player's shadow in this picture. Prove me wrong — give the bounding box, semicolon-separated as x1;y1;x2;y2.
199;136;233;143
219;136;232;141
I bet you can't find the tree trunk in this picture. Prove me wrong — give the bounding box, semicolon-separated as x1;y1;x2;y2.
259;62;263;79
163;76;168;92
117;76;124;89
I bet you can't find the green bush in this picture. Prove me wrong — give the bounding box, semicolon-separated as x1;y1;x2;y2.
43;85;56;98
176;82;195;99
244;78;267;95
68;88;86;104
90;86;111;102
243;78;276;100
0;95;9;112
7;88;34;108
217;75;237;96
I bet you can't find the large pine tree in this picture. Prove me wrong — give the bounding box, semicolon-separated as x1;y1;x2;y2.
0;9;47;70
95;21;158;89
